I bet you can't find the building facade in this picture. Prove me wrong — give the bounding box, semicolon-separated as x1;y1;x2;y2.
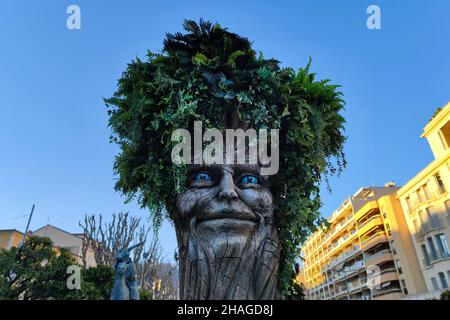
397;102;450;296
0;224;96;268
0;229;25;249
301;185;426;300
33;224;96;267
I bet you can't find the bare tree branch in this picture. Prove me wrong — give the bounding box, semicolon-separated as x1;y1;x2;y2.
78;212;178;298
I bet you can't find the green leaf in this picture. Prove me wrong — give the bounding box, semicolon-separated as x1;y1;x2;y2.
192;52;208;66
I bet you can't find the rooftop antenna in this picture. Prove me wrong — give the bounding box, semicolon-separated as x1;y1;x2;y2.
21;204;35;246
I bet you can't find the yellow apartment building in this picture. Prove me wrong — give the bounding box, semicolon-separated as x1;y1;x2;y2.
397;102;450;297
0;229;25;249
301;185;426;300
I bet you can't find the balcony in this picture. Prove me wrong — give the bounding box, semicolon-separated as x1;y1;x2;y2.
364;249;394;266
329;215;356;241
333;261;365;282
410;190;448;213
334;286;349;298
354;201;379;221
348;278;368;292
422;250;450;268
361;232;389;252
348;284;361;292
321;264;330;273
371;277;402;299
358;215;383;236
415;216;445;240
346;245;361;259
378;267;399;283
329;246;362;269
372;287;403;299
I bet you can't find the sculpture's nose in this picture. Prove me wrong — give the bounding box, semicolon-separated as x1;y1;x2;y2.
218;167;238;201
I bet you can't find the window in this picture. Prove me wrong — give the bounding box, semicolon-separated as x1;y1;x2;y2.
445;200;450;220
390;240;398;255
421;244;430;266
418;210;426;225
427;237;438;261
386;223;392;236
401;279;408;295
413;219;420;235
431;277;439;291
435;234;450;257
427;207;442;229
440;120;450;149
417;189;426;203
395;259;403;274
423;184;431;199
435;173;446;194
405;197;413;214
439;272;448;289
415;185;430;202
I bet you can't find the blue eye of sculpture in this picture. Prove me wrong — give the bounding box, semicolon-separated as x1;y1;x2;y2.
194;172;213;182
239;175;259;185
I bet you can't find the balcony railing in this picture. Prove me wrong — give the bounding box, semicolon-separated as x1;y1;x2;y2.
335;286;348;296
372;286;402;298
358;214;381;229
329;246;362;269
415;217;445;240
410;190;447;211
364;249;393;265
361;232;388;251
329;214;355;238
333;261;365;282
348;277;368;292
422;250;450;268
411;189;441;210
430;215;443;228
348;283;360;291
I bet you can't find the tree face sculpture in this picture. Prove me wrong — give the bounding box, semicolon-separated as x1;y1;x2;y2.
105;19;346;298
176;163;280;299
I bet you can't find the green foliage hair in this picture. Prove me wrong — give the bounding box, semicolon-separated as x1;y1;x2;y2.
105;18;346;297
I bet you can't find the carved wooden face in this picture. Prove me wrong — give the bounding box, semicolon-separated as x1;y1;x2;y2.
176;163;274;234
174;163;280;299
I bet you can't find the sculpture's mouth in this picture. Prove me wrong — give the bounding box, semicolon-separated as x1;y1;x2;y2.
197;209;257;223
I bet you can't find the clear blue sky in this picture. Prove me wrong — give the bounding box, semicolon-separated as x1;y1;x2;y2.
1;1;450;262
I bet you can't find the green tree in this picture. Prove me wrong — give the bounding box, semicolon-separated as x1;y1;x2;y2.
80;265;114;300
0;236;80;300
0;236;120;300
286;279;306;300
139;288;153;300
440;289;450;300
